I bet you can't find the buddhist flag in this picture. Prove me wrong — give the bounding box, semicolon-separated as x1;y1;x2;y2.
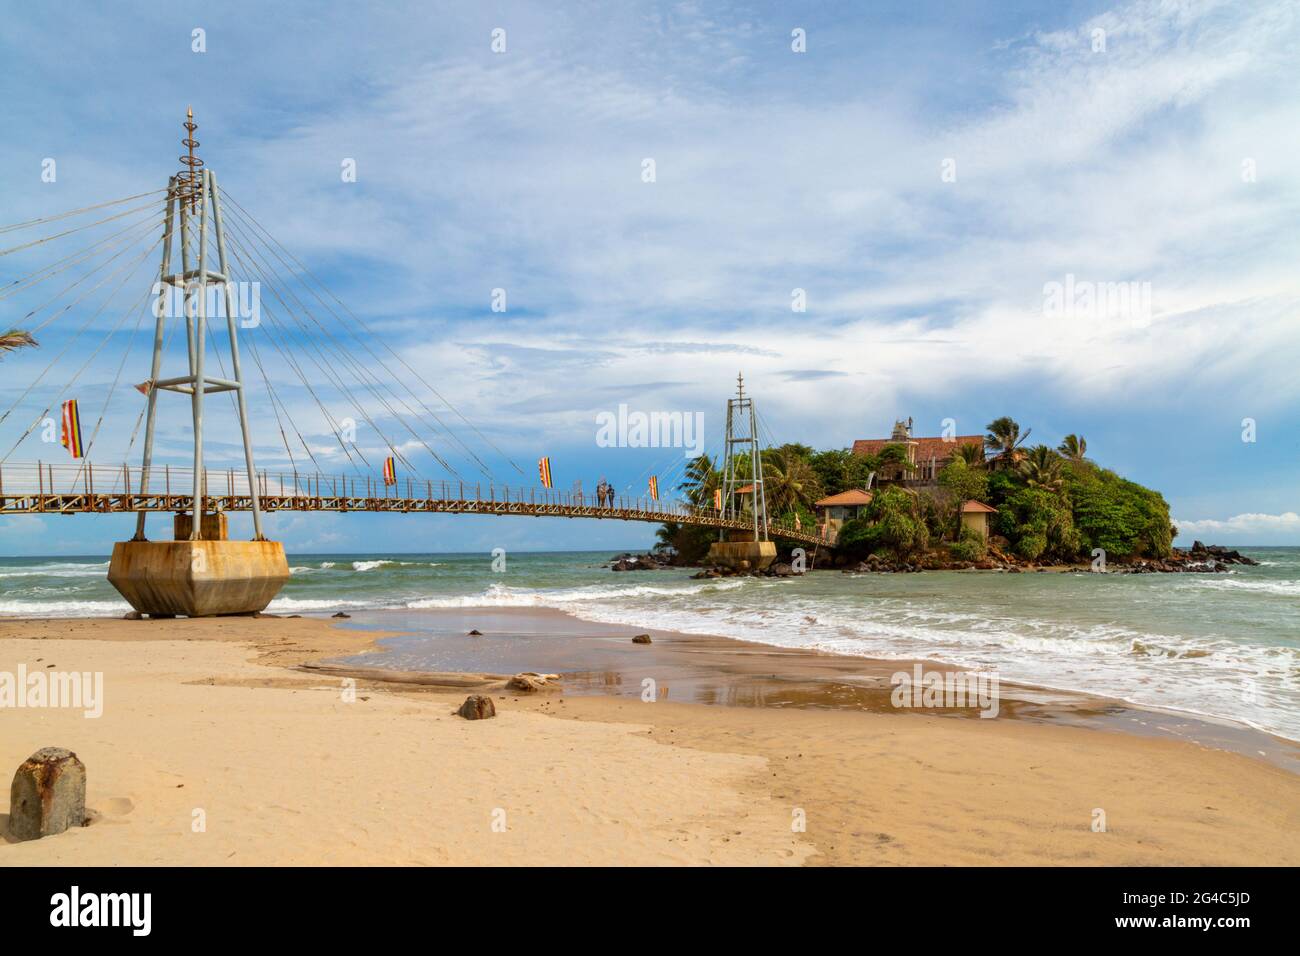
60;399;84;459
648;475;659;500
714;488;722;510
538;456;553;489
382;456;396;486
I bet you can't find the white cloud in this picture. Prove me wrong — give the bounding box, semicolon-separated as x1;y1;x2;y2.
1174;512;1300;542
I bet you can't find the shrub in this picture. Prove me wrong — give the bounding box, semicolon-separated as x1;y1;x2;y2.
950;527;987;562
997;487;1080;561
1064;463;1173;558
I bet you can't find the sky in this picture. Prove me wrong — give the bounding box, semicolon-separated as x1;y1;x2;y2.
0;0;1297;555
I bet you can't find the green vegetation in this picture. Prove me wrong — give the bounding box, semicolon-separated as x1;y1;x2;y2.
950;526;988;562
653;416;1174;565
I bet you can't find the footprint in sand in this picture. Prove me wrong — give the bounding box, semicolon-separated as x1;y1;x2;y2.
101;797;135;817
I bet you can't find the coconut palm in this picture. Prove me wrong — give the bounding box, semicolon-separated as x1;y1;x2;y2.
954;442;985;467
761;447;822;517
1058;434;1088;462
985;416;1032;469
0;329;37;354
678;454;719;507
1018;444;1065;494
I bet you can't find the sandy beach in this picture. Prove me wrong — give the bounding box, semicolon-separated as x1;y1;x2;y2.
2;612;1297;866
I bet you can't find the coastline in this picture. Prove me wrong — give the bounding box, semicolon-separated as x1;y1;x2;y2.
2;612;1298;866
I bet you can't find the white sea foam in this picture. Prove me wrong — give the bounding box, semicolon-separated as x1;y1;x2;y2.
349;559;440;572
0;561;110;579
403;578;751;609
1177;577;1300;596
0;599;129;618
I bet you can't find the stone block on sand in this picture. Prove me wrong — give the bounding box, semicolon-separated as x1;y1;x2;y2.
8;747;86;841
458;696;496;720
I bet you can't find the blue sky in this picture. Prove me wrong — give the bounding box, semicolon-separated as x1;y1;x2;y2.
1;0;1297;555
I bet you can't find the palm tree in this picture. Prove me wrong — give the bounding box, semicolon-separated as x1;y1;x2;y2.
678;454;719;508
761;448;822;517
985;416;1031;470
1058;434;1087;462
654;521;683;552
1018;445;1065;494
0;329;37;354
954;442;985;467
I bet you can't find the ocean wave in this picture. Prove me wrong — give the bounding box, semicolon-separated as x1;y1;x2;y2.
349;559;441;572
403;578;752;609
1177;578;1300;596
266;596;383;611
0;561;110;579
0;598;129;618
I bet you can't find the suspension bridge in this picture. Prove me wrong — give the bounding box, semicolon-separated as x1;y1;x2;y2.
0;112;829;614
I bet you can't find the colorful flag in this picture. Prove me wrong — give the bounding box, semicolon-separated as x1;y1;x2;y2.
648;475;658;500
60;399;83;459
382;456;396;486
714;488;722;510
538;456;553;488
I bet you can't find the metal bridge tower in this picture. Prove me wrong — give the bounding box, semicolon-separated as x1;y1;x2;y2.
717;372;768;541
707;373;777;571
108;110;287;618
132;107;265;542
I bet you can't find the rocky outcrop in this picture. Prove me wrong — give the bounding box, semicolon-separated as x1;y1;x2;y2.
631;634;652;644
609;552;664;572
1188;541;1260;566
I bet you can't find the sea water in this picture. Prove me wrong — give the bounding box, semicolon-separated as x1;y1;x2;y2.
2;548;1296;741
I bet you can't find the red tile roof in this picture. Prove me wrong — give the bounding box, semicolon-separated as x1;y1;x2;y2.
815;489;873;508
852;435;984;464
961;500;997;513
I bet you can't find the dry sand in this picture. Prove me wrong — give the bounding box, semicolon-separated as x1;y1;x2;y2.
1;615;1297;866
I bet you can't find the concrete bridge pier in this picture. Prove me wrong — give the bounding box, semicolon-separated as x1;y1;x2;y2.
706;535;778;572
107;513;289;617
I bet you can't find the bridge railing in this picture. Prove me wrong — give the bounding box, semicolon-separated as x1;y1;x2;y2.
0;460;826;544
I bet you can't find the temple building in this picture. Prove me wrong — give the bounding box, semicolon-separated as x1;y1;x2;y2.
852;418;984;484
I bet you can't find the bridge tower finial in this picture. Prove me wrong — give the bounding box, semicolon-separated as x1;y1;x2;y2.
178;106;203;214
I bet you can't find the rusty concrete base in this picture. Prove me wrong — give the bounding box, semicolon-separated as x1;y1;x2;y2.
706;539;778;571
107;540;290;617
